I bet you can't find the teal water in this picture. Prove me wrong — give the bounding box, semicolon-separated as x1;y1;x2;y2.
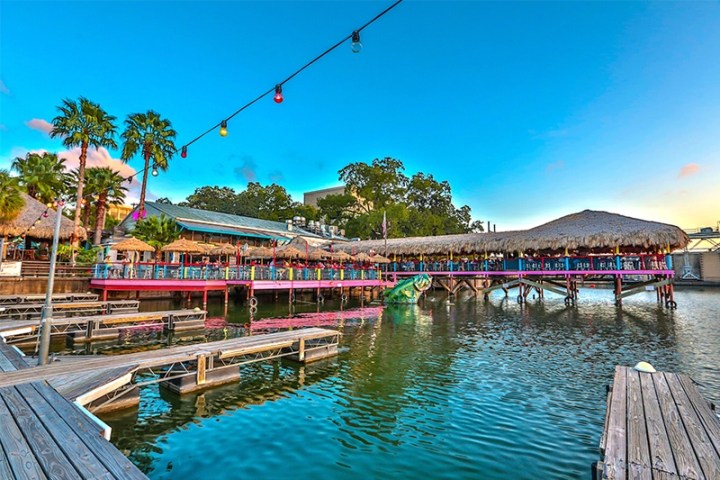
97;288;720;479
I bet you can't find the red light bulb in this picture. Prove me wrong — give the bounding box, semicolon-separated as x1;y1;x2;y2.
274;84;283;104
181;146;187;158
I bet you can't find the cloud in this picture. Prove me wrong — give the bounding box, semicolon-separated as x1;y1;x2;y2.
678;163;700;178
268;169;284;183
231;155;257;182
25;118;53;135
0;80;8;95
546;160;565;173
59;146;142;202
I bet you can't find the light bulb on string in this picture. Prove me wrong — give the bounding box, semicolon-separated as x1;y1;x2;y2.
128;175;133;183
351;31;363;53
219;120;228;137
42;211;49;218
181;146;188;158
274;84;283;104
152;165;159;177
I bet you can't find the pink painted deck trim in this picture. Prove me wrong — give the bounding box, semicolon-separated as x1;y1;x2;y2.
227;279;392;290
391;270;674;277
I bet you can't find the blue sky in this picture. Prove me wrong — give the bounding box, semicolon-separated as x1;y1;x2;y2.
1;0;718;230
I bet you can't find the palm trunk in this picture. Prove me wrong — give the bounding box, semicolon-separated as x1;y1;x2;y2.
94;195;107;245
138;149;150;218
72;142;88;248
82;203;92;228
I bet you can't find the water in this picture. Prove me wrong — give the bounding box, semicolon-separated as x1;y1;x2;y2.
94;288;719;479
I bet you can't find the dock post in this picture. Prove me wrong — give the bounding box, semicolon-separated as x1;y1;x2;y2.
298;338;305;362
202;290;208;310
102;289;108;302
224;287;229;306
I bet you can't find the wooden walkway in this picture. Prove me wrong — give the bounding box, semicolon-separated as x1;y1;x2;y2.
0;328;340;411
0;293;98;306
597;365;720;479
0;342;147;479
0;300;140;320
0;309;207;344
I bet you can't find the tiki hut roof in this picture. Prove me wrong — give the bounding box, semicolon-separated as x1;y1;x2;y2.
210;243;237;255
335;210;688;256
276;245;305;260
161;238;204;253
111;237;154;252
515;210;689;252
371;254;391;264
0;193;86;240
246;246;274;259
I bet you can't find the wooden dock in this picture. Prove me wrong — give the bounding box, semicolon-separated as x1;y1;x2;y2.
0;300;140;320
0;342;147;479
596;365;720;479
0;309;207;344
0;328;341;412
0;293;99;305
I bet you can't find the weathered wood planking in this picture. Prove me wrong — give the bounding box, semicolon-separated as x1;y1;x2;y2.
0;328;340;389
599;366;720;480
0;341;147;479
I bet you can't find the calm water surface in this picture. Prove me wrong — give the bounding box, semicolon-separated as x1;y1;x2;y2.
92;288;719;479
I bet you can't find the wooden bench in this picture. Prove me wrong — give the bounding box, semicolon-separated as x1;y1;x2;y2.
596;366;720;479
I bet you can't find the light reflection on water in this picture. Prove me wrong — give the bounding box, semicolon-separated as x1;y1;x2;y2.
99;287;720;479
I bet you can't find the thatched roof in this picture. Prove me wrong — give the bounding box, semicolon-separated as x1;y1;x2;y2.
210;243;237;255
162;238;204;253
112;237;154;252
0;193;86;240
276;245;305;259
246;246;274;259
335;210;688;256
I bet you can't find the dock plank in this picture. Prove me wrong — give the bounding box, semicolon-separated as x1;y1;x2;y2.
604;366;627;479
16;383;114;480
653;373;702;479
625;369;652;478
31;383;147;480
666;373;720;479
639;371;677;475
1;387;82;479
0;388;48;480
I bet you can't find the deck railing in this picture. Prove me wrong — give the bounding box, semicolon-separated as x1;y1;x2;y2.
91;262;381;282
384;253;672;273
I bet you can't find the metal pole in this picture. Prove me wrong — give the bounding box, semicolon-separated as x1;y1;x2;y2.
38;202;64;366
0;238;4;271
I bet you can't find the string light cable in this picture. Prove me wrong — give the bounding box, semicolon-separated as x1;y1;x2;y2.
10;0;404;241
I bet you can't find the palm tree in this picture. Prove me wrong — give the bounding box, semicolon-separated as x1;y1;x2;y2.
50;97;117;246
131;214;181;257
0;170;24;222
120;111;176;220
84;167;128;245
11;152;71;204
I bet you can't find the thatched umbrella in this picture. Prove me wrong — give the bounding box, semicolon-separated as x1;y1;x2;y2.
162;238;205;253
276;245;305;260
308;248;331;262
331;251;352;262
0;193;86;240
354;252;372;262
211;243;236;255
370;254;391;264
246;246;274;259
111;237;154;253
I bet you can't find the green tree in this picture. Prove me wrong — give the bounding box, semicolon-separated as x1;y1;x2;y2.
317;193;359;228
155;197;173;204
51;97;118;246
338;157;407;212
12;152;71;204
121;111;176;219
84;167;128;245
131;214;181;256
0;170;24;222
180;186;240;213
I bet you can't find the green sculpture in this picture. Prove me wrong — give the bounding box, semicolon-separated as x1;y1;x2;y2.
383;274;432;304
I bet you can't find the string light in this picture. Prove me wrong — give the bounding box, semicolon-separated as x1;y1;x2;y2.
151;165;159;176
351;31;362;53
174;0;403;155
181;146;188;158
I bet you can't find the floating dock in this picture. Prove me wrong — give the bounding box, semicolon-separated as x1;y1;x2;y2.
0;342;147;479
0;309;207;344
596;365;720;479
0;293;99;305
0;328;340;412
0;300;140;320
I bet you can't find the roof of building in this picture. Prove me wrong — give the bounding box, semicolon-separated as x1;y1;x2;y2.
0;193;86;240
119;202;322;241
335;210;689;255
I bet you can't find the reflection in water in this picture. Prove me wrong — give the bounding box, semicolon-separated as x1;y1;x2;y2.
98;288;719;479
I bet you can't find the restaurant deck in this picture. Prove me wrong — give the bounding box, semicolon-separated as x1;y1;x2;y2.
596;366;720;479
